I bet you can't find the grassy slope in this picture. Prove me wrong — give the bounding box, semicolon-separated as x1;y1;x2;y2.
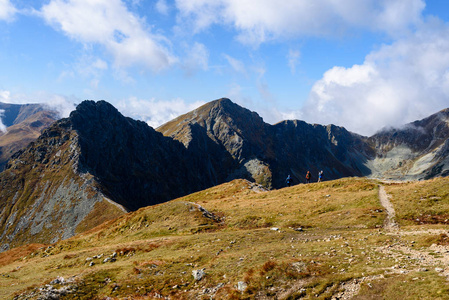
1;178;449;299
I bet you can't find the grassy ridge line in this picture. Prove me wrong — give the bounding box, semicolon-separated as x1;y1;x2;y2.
1;178;449;299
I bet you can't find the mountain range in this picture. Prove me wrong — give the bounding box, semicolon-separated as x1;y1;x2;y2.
1;98;449;251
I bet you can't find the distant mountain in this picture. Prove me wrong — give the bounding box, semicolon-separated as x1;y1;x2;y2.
0;103;59;170
2;98;449;251
158;98;371;188
367;108;449;180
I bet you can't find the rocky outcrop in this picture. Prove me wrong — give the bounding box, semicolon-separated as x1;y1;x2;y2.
70;100;215;210
367;108;449;180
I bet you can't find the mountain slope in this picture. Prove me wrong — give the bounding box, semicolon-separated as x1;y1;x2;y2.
367;107;449;180
0;103;59;169
0;103;48;127
4;177;449;299
158;98;371;188
0;100;218;251
2;98;449;252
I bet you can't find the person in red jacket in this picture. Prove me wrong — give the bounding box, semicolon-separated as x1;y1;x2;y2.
306;171;311;183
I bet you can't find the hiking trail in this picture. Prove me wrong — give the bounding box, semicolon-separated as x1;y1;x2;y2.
378;184;399;231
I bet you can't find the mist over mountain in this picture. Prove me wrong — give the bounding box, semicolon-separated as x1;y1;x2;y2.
0;103;59;170
1;98;449;251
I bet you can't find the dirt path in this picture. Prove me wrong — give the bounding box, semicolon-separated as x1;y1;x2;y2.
378;185;399;231
332;184;449;299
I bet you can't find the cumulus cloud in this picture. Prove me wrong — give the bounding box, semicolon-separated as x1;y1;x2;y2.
40;0;177;72
0;0;16;21
175;0;425;45
116;97;205;128
301;19;449;136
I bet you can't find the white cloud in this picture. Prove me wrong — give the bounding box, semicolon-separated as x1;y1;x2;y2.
156;0;169;15
287;49;301;75
182;42;209;76
116;97;205;128
223;54;246;75
175;0;425;46
40;0;177;72
0;90;76;118
0;90;11;102
0;0;16;21
43;95;77;118
301;19;449;136
0;109;6;133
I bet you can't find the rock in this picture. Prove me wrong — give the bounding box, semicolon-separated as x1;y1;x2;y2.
419;268;428;272
103;257;116;263
192;269;205;281
50;277;65;285
237;281;247;292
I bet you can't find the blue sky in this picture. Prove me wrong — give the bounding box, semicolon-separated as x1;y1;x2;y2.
1;0;449;135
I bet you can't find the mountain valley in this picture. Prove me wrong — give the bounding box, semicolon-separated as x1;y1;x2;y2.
1;98;449;298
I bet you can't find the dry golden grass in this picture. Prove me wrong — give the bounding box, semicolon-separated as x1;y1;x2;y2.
1;177;449;299
384;177;449;226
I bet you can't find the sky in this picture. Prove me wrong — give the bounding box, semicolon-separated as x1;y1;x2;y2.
1;0;449;136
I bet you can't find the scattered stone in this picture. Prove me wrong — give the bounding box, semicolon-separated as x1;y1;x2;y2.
50;277;65;285
192;269;206;281
419;268;428;272
237;281;247;292
103;257;116;263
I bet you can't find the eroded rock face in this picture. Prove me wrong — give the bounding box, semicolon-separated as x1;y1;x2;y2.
158;98;371;188
0;119;123;251
368;108;449;180
0;100;217;250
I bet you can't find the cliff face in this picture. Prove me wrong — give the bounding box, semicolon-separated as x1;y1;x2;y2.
158;98;371;188
0;118;125;252
0;100;216;251
70;100;214;210
367;108;449;180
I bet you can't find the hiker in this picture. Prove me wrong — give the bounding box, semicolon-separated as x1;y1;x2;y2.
286;174;292;187
305;171;311;183
318;170;323;182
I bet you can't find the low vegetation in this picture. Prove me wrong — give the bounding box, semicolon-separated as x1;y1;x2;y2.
1;177;449;299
